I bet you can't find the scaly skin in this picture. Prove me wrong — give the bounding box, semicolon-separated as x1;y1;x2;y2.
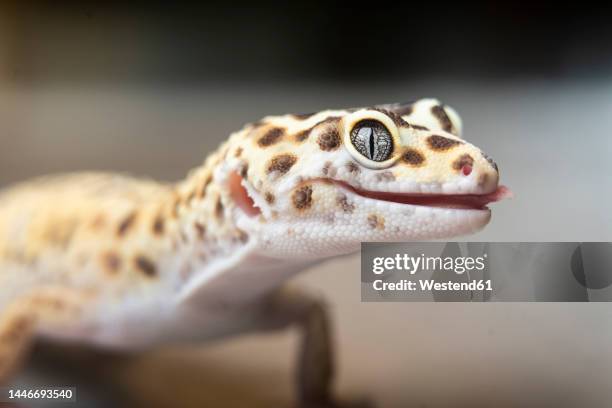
0;99;506;406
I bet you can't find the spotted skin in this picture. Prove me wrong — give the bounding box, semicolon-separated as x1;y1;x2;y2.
0;99;505;405
257;127;285;147
402;148;426;166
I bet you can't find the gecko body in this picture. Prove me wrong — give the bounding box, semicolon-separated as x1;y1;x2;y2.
0;99;509;406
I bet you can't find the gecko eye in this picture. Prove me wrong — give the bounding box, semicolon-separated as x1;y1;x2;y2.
349;120;393;162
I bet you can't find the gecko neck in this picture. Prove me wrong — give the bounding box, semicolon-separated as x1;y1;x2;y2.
163;143;267;280
169;151;317;304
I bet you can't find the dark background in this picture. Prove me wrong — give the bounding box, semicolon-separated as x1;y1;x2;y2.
2;3;612;84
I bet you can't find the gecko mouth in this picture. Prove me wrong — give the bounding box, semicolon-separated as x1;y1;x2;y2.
230;170;510;217
338;181;512;210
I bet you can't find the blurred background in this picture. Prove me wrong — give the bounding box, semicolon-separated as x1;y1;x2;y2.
1;2;612;407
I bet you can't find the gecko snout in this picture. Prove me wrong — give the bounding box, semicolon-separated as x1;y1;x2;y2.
469;150;500;193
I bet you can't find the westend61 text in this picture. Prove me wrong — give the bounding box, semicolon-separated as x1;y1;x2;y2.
373;279;493;292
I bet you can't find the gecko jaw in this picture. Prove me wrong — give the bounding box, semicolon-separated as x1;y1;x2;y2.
334;180;512;211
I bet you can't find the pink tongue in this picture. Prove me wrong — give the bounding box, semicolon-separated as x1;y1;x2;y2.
445;185;513;209
485;185;513;203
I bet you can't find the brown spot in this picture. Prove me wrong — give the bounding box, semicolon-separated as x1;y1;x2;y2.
134;255;157;278
265;192;275;204
376;171;395;182
478;173;489;187
267;154;297;175
152;214;165;235
234;147;243;158
101;251;122;274
452;154;474;171
346;161;361;174
194;222;206;239
431;105;454;133
296;116;340;145
292;185;313;210
294;129;310;142
373;108;409;127
215;197;224;219
322;161;332;176
402;148;426;166
235;229;249;243
240;163;249;178
427;135;462;151
117;211;137;237
395;103;414;116
411;124;429;131
257;127;285;147
317;127;341;151
337;194;355;213
367;214;385;230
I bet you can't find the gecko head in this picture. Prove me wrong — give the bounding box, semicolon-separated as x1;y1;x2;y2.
228;99;510;259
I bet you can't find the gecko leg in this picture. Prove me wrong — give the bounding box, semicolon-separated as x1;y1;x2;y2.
259;286;335;407
0;305;35;385
0;287;94;384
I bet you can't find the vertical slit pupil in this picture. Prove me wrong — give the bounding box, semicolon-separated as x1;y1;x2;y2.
368;128;375;159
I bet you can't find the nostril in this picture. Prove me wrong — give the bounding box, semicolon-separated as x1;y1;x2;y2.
453;154;475;176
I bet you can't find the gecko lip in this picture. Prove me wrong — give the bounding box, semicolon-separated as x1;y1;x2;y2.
337;181;512;210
